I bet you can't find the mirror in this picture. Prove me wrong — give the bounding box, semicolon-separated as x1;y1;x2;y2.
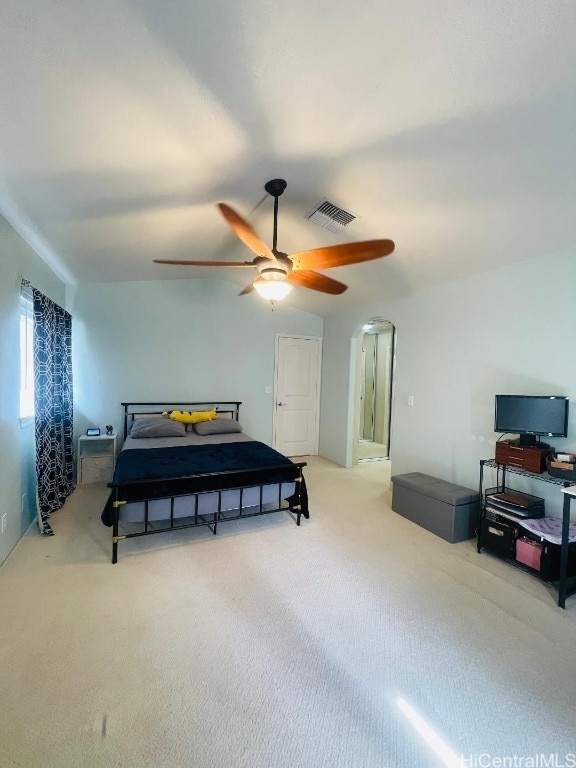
358;319;394;462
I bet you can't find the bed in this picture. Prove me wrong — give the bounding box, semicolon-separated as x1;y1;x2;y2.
101;402;308;562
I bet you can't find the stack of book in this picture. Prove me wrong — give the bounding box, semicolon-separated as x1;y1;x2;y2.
484;490;545;521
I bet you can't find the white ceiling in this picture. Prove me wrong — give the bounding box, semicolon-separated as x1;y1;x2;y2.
1;0;576;317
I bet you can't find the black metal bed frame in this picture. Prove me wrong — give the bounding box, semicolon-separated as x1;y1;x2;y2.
107;401;308;563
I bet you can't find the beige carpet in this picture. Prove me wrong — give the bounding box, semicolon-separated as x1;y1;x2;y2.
1;457;576;768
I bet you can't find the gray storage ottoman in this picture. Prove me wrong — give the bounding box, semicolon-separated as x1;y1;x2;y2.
391;472;479;543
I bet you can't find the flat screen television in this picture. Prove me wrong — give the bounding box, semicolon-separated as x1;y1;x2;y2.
494;395;569;447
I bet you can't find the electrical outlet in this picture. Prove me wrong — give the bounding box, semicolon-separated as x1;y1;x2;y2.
1;514;7;534
407;395;414;407
264;386;272;394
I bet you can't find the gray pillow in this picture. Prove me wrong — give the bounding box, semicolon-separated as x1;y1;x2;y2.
193;418;243;435
129;418;186;438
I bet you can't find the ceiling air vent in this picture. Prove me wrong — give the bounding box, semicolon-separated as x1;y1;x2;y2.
305;199;357;234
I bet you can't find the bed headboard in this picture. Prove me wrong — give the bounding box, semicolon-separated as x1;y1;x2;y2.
120;401;242;441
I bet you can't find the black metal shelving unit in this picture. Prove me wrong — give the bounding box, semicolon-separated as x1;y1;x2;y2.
478;459;576;608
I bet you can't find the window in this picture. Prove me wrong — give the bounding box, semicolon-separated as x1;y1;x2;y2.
20;286;34;422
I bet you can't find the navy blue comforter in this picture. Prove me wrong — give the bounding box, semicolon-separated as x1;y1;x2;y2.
101;441;307;526
113;440;295;482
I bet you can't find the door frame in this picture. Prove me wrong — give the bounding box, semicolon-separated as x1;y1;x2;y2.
273;333;323;455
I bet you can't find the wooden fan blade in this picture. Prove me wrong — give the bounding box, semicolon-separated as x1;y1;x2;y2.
238;281;255;296
153;259;255;267
218;203;276;261
290;239;395;271
287;270;347;295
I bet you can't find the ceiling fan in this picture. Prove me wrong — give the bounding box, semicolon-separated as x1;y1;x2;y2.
153;179;395;301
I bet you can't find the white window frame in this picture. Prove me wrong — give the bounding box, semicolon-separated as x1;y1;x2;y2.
20;286;35;427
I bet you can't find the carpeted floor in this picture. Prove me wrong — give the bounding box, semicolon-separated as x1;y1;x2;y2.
1;456;575;768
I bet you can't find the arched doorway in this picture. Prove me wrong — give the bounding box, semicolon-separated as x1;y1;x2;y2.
352;318;395;465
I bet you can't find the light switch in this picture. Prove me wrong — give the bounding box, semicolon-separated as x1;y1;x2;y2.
264;386;272;394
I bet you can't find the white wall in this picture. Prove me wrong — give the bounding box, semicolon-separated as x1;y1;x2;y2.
0;216;66;565
320;246;576;517
67;278;323;445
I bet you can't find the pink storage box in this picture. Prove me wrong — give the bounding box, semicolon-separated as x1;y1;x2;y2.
516;537;543;570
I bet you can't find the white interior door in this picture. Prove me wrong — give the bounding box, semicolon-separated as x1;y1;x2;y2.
273;335;321;456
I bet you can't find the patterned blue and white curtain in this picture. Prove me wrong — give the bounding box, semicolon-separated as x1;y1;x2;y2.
26;282;74;535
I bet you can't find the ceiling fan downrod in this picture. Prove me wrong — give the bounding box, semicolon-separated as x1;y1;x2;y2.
264;178;287;254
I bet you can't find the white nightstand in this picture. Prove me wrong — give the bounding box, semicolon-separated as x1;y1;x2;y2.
78;433;117;484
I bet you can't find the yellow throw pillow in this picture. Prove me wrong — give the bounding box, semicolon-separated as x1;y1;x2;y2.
169;409;217;424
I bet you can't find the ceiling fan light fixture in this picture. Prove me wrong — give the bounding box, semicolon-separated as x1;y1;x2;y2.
258;266;288;280
253;278;293;302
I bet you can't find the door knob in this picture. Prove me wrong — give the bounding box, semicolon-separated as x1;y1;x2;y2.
277;402;286;406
